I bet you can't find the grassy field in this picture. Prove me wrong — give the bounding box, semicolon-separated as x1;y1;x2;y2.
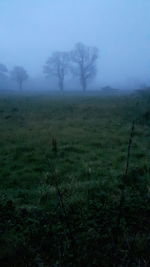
0;92;150;266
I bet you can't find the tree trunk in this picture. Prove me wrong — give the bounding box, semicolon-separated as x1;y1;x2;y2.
81;76;87;91
59;78;64;91
19;81;23;90
80;66;87;91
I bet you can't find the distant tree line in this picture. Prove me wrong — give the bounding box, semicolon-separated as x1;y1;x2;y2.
0;42;98;91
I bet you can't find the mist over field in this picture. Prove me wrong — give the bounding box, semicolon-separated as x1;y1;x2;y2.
1;1;150;266
0;0;150;90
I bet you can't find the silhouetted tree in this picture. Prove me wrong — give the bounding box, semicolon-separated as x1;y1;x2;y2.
0;63;8;75
0;63;8;88
71;43;98;91
44;52;70;91
11;66;28;90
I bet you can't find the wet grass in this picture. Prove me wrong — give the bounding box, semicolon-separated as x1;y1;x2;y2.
0;92;150;266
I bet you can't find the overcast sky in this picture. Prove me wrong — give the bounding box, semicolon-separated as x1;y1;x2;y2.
0;0;150;88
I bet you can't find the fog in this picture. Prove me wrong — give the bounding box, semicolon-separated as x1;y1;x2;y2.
0;0;150;90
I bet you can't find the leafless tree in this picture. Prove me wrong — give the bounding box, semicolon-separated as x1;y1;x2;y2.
0;63;8;75
44;52;70;91
11;66;28;90
71;43;98;91
0;63;8;89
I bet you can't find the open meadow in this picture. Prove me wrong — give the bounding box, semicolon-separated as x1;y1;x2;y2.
0;92;150;266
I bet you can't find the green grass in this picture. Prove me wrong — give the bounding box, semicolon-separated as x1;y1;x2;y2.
0;92;150;266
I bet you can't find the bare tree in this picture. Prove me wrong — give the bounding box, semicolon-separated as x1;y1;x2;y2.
0;64;8;87
11;66;28;90
0;63;8;75
44;52;69;91
71;43;98;91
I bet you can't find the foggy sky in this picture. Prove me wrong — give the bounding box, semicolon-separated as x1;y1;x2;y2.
0;0;150;88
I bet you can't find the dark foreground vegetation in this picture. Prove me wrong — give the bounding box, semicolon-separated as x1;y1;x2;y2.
0;91;150;266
